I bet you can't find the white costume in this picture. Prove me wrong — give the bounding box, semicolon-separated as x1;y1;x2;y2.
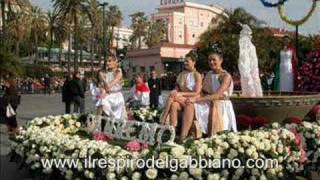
129;83;150;106
238;24;263;97
279;49;294;92
195;71;237;133
90;70;126;120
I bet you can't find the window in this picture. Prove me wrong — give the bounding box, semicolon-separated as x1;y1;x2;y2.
140;66;146;72
192;34;195;38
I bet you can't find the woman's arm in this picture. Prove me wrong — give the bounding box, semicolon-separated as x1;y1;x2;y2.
194;73;232;103
178;73;203;98
105;69;123;90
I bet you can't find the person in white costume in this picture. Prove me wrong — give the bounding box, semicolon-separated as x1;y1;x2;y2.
181;46;237;140
238;23;263;97
90;54;126;129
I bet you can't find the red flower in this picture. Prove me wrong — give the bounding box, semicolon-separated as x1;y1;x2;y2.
311;105;320;115
237;115;253;126
252;116;271;126
93;132;112;142
286;117;303;124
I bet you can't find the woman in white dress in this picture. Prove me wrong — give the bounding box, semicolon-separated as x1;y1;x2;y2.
274;36;298;92
160;52;202;128
92;54;126;121
181;49;237;140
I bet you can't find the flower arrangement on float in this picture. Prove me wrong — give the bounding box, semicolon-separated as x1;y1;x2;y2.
132;107;161;123
9;113;320;180
298;49;320;92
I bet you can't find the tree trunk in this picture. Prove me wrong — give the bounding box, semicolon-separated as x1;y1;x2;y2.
48;30;53;62
79;43;83;67
73;14;79;72
90;37;94;77
1;0;6;45
15;40;20;56
67;33;71;73
58;43;62;67
34;36;39;64
138;36;142;49
110;26;114;49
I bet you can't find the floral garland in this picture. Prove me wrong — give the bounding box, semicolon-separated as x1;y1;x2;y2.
260;0;288;7
278;0;318;26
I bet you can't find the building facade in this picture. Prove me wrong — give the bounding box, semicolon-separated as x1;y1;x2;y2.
126;0;226;77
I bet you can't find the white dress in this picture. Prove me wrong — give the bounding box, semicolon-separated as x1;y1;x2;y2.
279;49;294;92
195;73;237;133
91;71;126;120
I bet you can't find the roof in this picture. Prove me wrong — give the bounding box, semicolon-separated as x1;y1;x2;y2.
269;27;295;37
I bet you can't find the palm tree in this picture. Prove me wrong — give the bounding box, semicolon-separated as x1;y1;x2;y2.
46;10;58;62
106;5;122;49
30;6;47;64
0;47;23;77
1;0;5;44
7;11;30;56
53;0;87;71
130;12;148;49
85;0;102;74
53;15;68;67
145;19;167;48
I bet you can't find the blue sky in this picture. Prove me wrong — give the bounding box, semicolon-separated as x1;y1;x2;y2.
31;0;320;35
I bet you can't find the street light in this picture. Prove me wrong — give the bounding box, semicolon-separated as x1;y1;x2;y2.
99;1;108;66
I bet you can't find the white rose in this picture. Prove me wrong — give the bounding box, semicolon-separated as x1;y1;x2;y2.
179;172;189;180
132;172;142;180
171;174;179;180
171;146;185;157
235;168;244;176
189;168;202;178
207;173;220;180
145;168;158;179
106;172;116;180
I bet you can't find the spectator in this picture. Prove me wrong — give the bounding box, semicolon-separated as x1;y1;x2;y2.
0;79;21;136
69;71;86;114
148;71;162;108
62;73;73;114
44;74;51;95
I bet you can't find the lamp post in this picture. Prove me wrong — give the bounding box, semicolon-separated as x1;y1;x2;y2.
99;2;108;66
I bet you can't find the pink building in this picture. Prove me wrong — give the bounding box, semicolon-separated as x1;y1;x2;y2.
126;0;226;76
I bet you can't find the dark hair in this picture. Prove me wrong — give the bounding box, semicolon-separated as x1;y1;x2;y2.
134;73;147;83
207;42;223;59
73;71;80;79
186;49;198;62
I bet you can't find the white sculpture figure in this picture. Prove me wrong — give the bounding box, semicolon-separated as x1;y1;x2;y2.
238;23;263;97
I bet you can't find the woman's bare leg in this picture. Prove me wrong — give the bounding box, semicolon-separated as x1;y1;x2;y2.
170;102;182;127
180;104;195;140
160;96;174;124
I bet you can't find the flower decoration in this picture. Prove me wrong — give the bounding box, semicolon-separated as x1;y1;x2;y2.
278;0;317;26
260;0;288;7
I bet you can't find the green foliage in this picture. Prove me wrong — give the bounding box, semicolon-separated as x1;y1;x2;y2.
145;19;167;48
130;12;148;49
197;8;282;73
24;64;53;78
0;48;24;77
